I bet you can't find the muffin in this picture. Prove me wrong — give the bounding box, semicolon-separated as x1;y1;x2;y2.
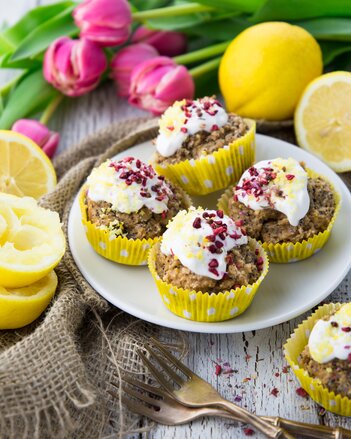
218;157;340;262
80;157;192;265
148;207;268;322
285;302;351;416
152;96;256;195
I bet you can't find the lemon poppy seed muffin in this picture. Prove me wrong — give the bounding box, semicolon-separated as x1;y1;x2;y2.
154;96;249;166
299;303;351;398
154;207;264;293
226;157;336;244
85;157;191;240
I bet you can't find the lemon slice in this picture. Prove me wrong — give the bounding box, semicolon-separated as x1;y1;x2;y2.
0;193;65;288
0;271;58;329
295;71;351;172
0;129;56;198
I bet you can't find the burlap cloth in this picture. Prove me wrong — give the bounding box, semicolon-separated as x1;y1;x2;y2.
0;117;349;439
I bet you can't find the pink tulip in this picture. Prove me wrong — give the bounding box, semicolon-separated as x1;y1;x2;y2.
132;26;187;57
43;37;107;97
12;119;60;158
110;43;158;97
73;0;132;47
129;56;195;115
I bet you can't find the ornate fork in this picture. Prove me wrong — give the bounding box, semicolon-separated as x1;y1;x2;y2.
137;338;294;438
114;375;351;438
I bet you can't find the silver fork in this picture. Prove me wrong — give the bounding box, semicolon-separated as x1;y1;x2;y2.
114;376;351;438
137;338;294;439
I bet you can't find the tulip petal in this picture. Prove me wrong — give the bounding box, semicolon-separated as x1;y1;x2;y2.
155;65;194;102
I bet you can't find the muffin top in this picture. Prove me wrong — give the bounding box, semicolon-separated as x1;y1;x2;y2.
155;96;229;158
308;303;351;364
86;157;174;215
160;207;250;280
235;157;310;226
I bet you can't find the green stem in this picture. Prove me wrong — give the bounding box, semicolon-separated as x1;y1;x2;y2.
132;3;213;21
40;93;63;125
174;41;230;65
189;57;222;79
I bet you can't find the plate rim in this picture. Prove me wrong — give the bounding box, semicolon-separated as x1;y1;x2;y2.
68;133;351;333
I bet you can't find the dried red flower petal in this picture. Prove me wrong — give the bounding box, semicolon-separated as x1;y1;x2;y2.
296;387;308;398
214;364;222;376
270;387;279;397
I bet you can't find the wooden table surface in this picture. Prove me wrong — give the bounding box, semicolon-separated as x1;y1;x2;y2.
2;2;351;438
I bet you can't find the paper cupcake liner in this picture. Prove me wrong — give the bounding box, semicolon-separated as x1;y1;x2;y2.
79;185;192;266
148;238;268;322
152;119;256;196
218;169;341;263
284;303;351;416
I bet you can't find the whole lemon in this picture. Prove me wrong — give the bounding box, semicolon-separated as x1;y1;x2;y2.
219;22;323;121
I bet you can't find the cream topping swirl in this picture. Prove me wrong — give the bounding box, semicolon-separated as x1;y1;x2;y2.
308;303;351;364
155;97;228;157
87;157;173;214
160;208;248;280
235;158;310;226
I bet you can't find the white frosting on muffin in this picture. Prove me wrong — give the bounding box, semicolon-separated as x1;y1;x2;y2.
87;157;173;214
160;207;248;280
155;97;228;157
308;303;351;364
235;157;310;226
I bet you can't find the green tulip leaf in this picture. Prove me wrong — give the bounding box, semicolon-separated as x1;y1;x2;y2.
0;2;75;52
297;18;351;42
130;0;171;11
0;52;41;69
0;69;57;129
252;0;351;22
146;12;213;30
183;0;265;13
320;41;351;65
10;7;78;62
185;16;249;40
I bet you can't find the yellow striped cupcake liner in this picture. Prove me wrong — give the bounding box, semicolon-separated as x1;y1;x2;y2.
152;119;256;196
284;303;351;416
79;185;192;266
148;238;268;322
218;169;341;263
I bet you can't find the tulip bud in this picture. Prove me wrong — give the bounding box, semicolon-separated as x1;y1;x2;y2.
129;56;195;115
132;26;187;57
73;0;132;47
12;119;60;158
43;37;107;97
110;43;158;97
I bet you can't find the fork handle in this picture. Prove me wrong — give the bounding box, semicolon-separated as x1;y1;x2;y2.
263;417;351;439
216;400;295;439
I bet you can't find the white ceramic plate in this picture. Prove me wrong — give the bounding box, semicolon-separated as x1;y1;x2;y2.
68;134;351;333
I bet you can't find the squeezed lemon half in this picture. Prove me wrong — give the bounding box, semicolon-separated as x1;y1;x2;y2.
0;271;58;329
0;193;65;288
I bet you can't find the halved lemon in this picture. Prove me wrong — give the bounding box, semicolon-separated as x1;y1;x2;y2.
0;271;58;329
295;71;351;172
0;193;65;287
0;129;56;198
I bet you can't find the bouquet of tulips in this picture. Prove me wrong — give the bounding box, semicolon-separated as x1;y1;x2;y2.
1;0;351;156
